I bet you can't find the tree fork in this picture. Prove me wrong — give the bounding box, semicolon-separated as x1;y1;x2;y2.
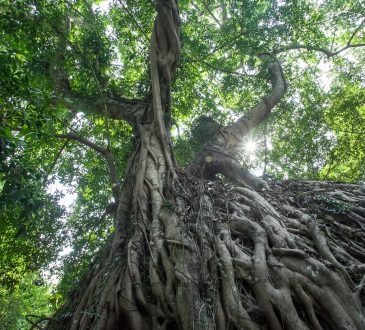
191;58;287;189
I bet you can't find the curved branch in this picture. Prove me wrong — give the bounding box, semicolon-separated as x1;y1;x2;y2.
43;6;146;125
215;59;287;153
26;314;60;330
190;58;286;188
51;53;145;124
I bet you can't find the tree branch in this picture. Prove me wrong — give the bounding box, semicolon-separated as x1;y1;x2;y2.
347;17;365;46
215;58;287;153
49;34;146;125
270;16;365;58
272;43;365;57
190;58;286;189
200;1;222;26
35;1;146;125
55;133;119;200
26;314;60;330
55;90;147;125
117;0;150;41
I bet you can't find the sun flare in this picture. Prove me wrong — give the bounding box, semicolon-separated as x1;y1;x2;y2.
244;139;257;154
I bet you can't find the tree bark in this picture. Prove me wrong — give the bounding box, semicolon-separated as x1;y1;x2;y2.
48;2;365;330
191;57;286;189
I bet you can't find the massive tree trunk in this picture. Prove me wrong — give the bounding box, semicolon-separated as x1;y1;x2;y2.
48;2;365;329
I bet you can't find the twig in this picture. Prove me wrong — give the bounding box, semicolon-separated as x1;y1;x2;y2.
347;17;365;46
44;140;69;183
117;0;150;41
201;1;222;26
55;132;119;199
272;43;365;58
26;314;60;330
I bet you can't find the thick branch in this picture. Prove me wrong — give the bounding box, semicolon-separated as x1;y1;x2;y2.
215;59;287;153
56;91;146;125
149;0;181;176
51;62;145;124
26;314;60;330
190;59;285;189
46;10;146;125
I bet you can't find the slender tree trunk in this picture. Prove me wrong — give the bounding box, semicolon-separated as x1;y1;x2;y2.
49;2;365;329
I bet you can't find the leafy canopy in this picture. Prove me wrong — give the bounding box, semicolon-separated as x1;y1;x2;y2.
0;0;364;324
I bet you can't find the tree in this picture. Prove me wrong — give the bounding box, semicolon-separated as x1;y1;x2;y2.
1;0;365;329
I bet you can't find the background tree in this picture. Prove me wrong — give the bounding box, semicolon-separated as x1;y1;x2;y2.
1;0;365;329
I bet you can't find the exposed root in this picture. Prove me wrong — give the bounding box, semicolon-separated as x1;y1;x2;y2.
53;176;365;330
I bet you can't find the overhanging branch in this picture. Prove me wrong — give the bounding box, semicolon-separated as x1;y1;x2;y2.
38;2;146;126
50;45;146;125
56;90;147;125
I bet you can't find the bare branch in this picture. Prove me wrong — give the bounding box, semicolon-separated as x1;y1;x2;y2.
272;43;365;58
192;1;222;26
201;1;222;26
44;140;69;183
26;314;60;330
55;133;106;153
347;17;365;46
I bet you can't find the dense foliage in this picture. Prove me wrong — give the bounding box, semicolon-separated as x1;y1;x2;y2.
0;0;364;327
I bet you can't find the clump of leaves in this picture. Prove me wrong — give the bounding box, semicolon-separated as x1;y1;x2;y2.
162;199;175;210
301;194;349;215
313;195;349;214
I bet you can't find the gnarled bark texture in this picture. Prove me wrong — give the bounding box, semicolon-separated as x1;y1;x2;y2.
51;176;365;330
47;2;365;329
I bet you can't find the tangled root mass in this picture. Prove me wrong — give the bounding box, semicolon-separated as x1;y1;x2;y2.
52;176;365;330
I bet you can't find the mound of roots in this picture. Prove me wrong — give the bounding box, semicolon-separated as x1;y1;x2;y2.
52;176;365;330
